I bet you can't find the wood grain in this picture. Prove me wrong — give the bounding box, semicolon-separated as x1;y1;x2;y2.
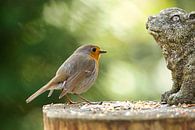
43;101;195;130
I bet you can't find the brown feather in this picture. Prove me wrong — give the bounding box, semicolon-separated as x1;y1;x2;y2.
26;75;67;103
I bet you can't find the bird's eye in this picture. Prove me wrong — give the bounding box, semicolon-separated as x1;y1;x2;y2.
92;48;96;52
171;15;180;22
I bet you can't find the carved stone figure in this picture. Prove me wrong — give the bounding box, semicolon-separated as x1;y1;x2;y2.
146;7;195;105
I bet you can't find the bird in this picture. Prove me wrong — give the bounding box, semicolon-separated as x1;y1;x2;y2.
26;44;107;104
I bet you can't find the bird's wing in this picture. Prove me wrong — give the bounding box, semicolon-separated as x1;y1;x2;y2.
59;55;96;99
26;54;79;103
25;70;68;103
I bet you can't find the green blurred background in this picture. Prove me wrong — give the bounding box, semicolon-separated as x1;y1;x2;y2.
0;0;194;129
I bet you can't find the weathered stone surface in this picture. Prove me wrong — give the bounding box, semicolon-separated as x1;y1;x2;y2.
146;7;195;105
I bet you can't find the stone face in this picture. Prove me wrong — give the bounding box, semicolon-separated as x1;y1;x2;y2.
146;7;195;105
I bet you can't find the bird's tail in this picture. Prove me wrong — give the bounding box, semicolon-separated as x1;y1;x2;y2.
26;83;53;103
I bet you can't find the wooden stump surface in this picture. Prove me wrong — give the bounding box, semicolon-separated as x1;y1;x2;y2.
43;101;195;130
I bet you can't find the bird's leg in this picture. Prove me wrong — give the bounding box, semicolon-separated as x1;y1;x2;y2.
48;90;54;97
62;81;66;88
65;95;77;104
76;94;92;104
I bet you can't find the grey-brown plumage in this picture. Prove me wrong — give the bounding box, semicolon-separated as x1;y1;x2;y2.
26;44;106;103
146;7;195;105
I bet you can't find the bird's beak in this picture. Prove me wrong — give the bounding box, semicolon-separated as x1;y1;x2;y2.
99;50;107;54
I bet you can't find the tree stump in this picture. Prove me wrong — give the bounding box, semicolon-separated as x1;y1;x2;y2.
43;101;195;130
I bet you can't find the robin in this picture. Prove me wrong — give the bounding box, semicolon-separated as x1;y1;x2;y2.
26;44;107;104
